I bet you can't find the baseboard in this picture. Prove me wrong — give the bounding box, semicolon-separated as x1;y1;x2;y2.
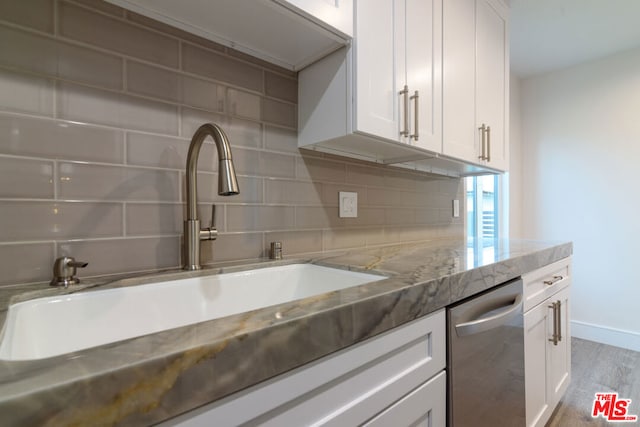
571;320;640;352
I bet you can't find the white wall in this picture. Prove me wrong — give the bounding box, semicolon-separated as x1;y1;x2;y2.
508;73;523;239
519;46;640;351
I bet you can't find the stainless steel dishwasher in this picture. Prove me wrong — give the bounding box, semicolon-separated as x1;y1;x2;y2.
447;278;525;426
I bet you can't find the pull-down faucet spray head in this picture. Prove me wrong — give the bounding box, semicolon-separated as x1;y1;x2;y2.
218;158;239;196
184;123;239;270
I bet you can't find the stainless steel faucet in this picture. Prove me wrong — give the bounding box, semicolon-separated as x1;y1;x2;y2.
184;123;240;270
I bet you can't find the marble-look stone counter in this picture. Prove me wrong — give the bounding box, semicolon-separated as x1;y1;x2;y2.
0;238;572;426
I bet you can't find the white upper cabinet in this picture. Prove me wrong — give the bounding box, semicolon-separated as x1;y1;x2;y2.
356;0;442;153
477;0;509;170
442;0;476;164
354;0;399;143
104;0;352;70
299;0;442;164
300;0;509;176
443;0;509;171
404;0;442;154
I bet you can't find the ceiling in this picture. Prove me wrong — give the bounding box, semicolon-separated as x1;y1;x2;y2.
510;0;640;77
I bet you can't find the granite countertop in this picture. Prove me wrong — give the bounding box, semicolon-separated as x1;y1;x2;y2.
0;238;572;426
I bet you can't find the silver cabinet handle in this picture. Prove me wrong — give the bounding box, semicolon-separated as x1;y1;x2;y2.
486;125;491;161
557;300;562;342
410;90;419;141
543;275;564;286
454;293;523;337
478;124;486;160
548;301;558;345
548;301;561;346
400;85;409;137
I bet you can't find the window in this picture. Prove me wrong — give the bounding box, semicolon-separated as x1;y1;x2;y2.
466;175;500;265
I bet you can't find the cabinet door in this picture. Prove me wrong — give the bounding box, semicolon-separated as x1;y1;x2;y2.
442;0;477;163
548;286;571;406
443;0;508;170
356;0;442;150
524;286;571;427
355;0;401;142
476;0;508;170
524;297;553;427
405;0;442;153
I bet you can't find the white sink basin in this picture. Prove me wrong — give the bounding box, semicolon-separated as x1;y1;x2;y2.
0;264;384;361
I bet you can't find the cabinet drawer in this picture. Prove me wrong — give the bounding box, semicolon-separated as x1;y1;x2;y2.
364;370;446;427
522;257;571;312
164;310;445;427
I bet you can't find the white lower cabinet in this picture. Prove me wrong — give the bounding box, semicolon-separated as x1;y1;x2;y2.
364;371;446;427
523;258;572;427
162;309;446;427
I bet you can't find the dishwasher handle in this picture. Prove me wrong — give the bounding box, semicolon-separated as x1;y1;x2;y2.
455;293;523;337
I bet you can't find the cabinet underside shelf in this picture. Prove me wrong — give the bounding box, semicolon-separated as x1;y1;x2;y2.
300;132;503;177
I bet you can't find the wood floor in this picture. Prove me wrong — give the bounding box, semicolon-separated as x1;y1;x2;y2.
547;337;640;426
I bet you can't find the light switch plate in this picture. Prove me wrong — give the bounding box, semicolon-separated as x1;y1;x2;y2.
339;191;358;218
453;199;460;218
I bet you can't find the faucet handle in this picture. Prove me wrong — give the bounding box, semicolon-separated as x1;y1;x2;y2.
50;256;88;287
199;204;218;241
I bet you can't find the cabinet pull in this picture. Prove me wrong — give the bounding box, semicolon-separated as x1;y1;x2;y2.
543;275;563;286
486;125;491;161
549;302;558;345
410;91;419;141
400;85;409;137
478;124;486;160
557;300;562;342
548;301;562;345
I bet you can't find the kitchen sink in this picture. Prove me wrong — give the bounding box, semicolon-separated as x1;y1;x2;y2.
0;264;385;361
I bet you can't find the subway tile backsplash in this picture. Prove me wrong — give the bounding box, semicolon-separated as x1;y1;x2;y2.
0;201;123;240
0;157;54;198
0;114;125;162
58;1;180;68
0;0;55;33
57;81;180;134
0;0;464;286
0;68;54;116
